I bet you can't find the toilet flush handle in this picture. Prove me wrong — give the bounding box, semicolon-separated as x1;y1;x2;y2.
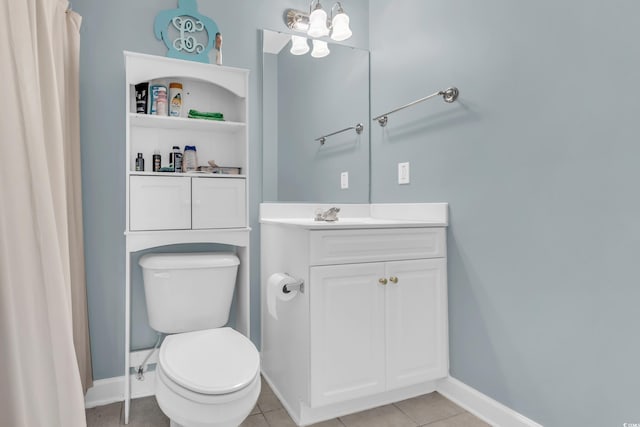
153;272;170;279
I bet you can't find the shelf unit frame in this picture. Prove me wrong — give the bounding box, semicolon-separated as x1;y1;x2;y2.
123;51;250;424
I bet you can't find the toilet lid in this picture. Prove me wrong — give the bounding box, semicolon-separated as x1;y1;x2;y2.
159;328;260;395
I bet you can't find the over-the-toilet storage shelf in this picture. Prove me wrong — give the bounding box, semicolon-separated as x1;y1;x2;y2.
122;51;250;424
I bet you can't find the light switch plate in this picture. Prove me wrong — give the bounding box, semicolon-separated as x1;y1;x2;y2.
341;171;349;189
398;162;410;184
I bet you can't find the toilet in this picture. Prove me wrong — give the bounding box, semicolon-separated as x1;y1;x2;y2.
139;252;260;427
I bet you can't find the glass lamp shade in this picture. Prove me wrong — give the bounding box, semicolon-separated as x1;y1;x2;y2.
290;35;309;55
308;7;330;38
330;12;352;41
311;39;330;58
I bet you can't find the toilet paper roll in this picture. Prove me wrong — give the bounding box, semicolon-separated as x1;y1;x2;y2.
267;273;299;320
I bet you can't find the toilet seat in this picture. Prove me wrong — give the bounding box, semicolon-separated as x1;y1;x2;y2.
156;358;261;427
159;327;260;396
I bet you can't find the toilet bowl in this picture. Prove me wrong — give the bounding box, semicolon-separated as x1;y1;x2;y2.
154;328;261;427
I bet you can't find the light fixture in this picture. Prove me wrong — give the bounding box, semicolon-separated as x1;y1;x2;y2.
310;39;330;58
285;1;353;44
290;35;310;55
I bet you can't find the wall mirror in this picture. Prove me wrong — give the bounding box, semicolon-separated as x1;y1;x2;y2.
261;29;370;203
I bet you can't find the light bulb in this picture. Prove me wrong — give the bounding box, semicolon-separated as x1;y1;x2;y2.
311;39;330;58
290;35;309;55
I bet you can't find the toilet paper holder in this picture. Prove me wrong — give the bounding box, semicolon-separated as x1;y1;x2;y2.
282;274;304;294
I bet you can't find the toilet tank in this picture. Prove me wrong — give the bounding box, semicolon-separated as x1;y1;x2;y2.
139;252;240;334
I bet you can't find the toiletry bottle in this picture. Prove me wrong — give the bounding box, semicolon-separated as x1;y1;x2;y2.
172;146;183;173
134;83;149;114
183;145;198;172
150;84;166;115
156;87;168;116
135;153;145;171
215;32;223;65
153;151;161;172
169;83;182;117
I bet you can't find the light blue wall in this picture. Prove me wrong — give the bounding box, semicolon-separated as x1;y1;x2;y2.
276;43;369;202
72;0;369;380
369;1;640;426
73;1;639;423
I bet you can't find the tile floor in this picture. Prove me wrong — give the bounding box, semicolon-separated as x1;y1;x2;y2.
86;377;490;427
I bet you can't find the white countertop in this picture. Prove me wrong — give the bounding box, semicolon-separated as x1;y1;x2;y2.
259;203;448;229
260;217;446;229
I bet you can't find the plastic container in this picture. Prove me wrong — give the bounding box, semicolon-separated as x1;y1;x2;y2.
150;85;167;115
168;150;175;172
153;151;161;172
135;153;145;171
183;145;198;172
156;87;168;116
135;83;149;114
169;83;183;117
172;146;183;173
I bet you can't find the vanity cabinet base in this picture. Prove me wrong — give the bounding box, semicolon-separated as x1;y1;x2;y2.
262;372;439;427
261;256;447;426
260;220;449;427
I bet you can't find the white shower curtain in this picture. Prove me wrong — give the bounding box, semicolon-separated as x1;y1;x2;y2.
0;0;89;426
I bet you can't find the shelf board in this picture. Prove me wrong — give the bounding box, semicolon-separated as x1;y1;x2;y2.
129;113;246;133
129;171;246;178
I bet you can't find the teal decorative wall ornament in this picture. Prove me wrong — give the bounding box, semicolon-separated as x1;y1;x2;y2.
154;0;219;63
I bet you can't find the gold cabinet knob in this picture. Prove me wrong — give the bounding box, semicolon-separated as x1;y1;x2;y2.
389;276;398;284
378;278;388;285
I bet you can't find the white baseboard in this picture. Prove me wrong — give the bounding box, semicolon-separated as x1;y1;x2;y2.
84;376;123;408
86;372;541;427
436;377;542;427
84;371;156;409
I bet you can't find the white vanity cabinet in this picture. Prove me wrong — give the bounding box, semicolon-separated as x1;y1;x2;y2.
123;52;251;424
260;210;449;426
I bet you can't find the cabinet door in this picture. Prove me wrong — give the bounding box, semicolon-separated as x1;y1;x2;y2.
310;263;386;407
385;258;448;389
191;178;246;229
129;176;190;231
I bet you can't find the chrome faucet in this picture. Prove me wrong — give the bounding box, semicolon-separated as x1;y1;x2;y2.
314;207;340;222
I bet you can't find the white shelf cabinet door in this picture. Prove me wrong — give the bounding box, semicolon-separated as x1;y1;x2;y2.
310;263;386;407
191;177;246;229
385;258;448;390
129;175;191;231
